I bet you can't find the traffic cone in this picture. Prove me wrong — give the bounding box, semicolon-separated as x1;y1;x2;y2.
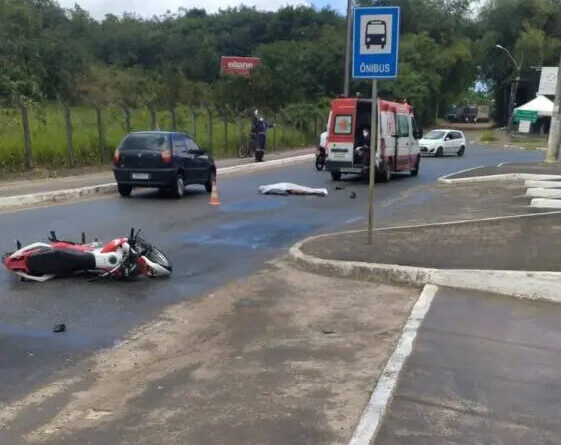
209;179;220;206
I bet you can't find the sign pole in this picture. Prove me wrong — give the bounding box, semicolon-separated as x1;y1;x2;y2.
368;79;377;245
352;6;399;244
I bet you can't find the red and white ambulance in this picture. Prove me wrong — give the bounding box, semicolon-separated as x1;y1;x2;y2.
325;98;422;181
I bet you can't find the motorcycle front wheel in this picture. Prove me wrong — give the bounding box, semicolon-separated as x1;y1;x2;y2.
144;246;173;276
315;156;326;171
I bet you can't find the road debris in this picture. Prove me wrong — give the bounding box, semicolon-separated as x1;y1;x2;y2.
53;324;66;333
349;191;357;199
258;182;328;197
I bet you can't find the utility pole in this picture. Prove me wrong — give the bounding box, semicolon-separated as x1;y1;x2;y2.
343;0;353;97
546;53;561;162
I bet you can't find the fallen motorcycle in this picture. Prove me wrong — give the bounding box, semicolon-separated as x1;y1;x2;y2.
2;228;172;282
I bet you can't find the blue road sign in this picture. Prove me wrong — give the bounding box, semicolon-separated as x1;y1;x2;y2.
352;6;400;79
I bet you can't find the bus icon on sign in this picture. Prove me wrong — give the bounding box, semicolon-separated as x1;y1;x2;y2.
365;19;386;49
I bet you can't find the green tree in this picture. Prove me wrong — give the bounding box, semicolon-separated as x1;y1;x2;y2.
0;0;45;169
112;67;146;132
39;3;89;166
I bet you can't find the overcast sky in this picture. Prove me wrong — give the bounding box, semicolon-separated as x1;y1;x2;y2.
57;0;345;20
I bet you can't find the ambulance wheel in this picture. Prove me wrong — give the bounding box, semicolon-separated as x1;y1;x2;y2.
379;162;392;182
331;171;342;181
411;155;420;176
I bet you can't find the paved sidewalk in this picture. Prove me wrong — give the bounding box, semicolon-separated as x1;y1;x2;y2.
376;287;561;445
0;147;313;198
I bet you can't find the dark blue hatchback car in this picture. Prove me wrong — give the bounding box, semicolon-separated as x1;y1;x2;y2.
113;131;216;198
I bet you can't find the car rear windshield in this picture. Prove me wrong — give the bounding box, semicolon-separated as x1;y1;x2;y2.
424;130;445;140
119;134;170;151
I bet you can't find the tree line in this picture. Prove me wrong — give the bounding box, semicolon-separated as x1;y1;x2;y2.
0;0;560;170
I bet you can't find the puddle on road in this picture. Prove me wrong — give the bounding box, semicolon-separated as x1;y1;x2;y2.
179;219;316;250
221;199;287;213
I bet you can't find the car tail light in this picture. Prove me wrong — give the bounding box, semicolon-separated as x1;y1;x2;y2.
161;149;172;164
113;149;120;166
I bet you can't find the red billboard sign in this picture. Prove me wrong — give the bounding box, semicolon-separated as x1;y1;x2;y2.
220;56;261;77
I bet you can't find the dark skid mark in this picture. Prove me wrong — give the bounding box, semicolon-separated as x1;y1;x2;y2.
179;219;317;249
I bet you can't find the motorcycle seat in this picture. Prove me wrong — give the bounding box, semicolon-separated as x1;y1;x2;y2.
27;249;96;276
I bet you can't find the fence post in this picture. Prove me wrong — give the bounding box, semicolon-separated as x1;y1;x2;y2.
289;114;294;146
238;116;244;154
94;104;105;162
57;92;74;166
220;110;228;152
191;107;198;140
312;116;316;144
272;114;277;152
15;94;33;170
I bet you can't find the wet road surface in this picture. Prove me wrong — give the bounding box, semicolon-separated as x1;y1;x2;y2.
0;145;543;403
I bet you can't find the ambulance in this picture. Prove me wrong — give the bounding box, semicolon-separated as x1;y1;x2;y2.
325;98;422;181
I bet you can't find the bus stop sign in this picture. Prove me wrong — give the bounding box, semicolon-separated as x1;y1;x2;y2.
352;6;400;79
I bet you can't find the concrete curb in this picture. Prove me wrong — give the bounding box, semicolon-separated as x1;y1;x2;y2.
217;153;314;175
504;144;547;151
0;183;117;211
289;225;561;303
525;180;561;188
526;188;561;199
0;153;314;211
530;198;561;209
438;172;561;184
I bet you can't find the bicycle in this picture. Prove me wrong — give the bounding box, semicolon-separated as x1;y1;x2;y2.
238;133;256;158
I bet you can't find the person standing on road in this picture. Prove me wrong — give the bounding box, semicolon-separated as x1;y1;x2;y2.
251;109;273;152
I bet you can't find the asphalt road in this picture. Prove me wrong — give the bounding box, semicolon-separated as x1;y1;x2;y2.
0;145;544;405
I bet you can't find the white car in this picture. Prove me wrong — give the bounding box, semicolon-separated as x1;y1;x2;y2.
419;129;466;157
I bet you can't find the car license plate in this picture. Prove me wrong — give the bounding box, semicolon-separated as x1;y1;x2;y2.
340;167;361;173
131;173;150;180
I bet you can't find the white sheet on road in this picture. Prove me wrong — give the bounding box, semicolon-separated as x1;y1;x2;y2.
258;182;328;197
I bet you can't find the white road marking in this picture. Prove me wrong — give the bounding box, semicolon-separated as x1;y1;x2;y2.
344;216;364;225
526;188;561;199
347;284;438;445
531;198;561;209
438;165;485;181
525;180;561;188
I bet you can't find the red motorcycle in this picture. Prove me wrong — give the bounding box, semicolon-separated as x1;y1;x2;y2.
2;228;172;282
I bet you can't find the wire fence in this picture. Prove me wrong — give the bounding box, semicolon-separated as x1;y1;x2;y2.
0;103;329;173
